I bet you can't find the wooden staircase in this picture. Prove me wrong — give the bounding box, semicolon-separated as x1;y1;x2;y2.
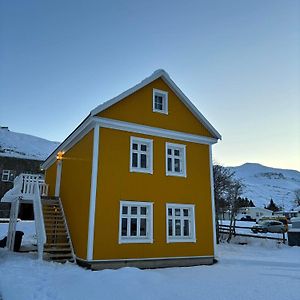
41;197;74;263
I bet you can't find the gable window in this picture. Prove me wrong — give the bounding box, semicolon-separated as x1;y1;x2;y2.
1;170;15;182
166;143;186;177
130;137;153;174
153;89;168;114
166;203;196;243
119;201;153;243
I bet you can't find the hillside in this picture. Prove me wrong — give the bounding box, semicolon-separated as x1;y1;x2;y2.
0;127;59;161
230;163;300;210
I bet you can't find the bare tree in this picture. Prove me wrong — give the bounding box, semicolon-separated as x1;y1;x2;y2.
226;179;244;242
213;164;244;243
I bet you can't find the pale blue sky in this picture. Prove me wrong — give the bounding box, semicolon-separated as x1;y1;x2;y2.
0;0;299;170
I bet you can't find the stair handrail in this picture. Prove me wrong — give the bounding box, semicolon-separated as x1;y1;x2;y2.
33;180;46;260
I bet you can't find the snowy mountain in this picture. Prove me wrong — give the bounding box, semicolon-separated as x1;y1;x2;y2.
0;127;59;161
229;163;300;210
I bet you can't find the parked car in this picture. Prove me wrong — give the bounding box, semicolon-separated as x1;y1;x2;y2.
257;216;288;230
251;220;286;233
240;215;256;222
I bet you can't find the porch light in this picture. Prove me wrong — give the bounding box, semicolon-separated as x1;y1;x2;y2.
56;151;64;160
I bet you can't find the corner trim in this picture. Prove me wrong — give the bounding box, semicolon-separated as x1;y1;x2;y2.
209;145;217;257
54;160;62;197
87;124;100;261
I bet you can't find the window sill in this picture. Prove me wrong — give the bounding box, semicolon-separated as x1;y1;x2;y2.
153;109;168;115
119;238;153;244
130;168;153;174
166;172;187;178
166;238;196;243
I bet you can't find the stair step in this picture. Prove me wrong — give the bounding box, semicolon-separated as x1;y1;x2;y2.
46;232;68;236
45;253;73;258
45;242;70;247
44;248;72;252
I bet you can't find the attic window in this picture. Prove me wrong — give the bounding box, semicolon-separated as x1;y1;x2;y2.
153;89;168;114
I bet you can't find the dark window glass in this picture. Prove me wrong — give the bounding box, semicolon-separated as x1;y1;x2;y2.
131;207;137;215
168;208;172;216
174;149;180;156
121;218;127;236
141;144;147;152
132;143;138;150
175;220;181;236
132;153;138;167
130;218;137;236
122;206;128;214
140;218;147;236
174;159;181;172
184;220;189;236
183;209;189;217
175;209;181;216
168;219;173;236
168;157;172;171
141;154;147;168
167;148;172;155
155;95;163;110
141;207;147;215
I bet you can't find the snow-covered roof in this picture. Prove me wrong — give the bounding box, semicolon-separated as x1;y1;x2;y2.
0;127;59;161
91;69;221;139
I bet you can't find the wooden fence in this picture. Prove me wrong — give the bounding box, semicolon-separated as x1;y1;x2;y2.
219;224;286;243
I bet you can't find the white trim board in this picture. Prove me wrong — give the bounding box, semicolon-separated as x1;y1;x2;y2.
87;124;100;261
90;69;221;140
95;117;218;145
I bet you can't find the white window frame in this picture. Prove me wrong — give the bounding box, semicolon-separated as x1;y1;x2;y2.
153;89;168;114
1;170;13;182
119;201;153;244
165;142;187;177
166;203;196;243
130;136;153;174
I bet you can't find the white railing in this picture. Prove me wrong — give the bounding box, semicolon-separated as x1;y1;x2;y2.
6;198;20;251
32;180;46;260
1;173;49;203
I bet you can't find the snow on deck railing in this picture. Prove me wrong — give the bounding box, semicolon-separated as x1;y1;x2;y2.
1;173;49;203
33;180;46;260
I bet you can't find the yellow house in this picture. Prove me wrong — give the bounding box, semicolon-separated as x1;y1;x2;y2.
41;69;221;269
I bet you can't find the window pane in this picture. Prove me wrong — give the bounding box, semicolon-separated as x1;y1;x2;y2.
140;144;147;152
140;154;147;168
167;148;172;155
175;209;180;216
168;157;172;171
141;207;147;215
140;218;147;236
122;206;128;214
131;207;137;215
156;103;163;110
184;220;189;236
168;208;172;216
174;149;180;156
132;143;138;150
132;153;138;167
121;218;127;236
130;218;137;236
168;219;173;236
183;209;189;217
175;220;181;236
174;159;181;172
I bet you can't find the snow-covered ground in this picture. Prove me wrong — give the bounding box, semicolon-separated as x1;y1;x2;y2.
0;127;59;161
0;221;299;300
229;163;300;210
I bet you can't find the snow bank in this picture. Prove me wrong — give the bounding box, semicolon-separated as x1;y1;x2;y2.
0;221;299;300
